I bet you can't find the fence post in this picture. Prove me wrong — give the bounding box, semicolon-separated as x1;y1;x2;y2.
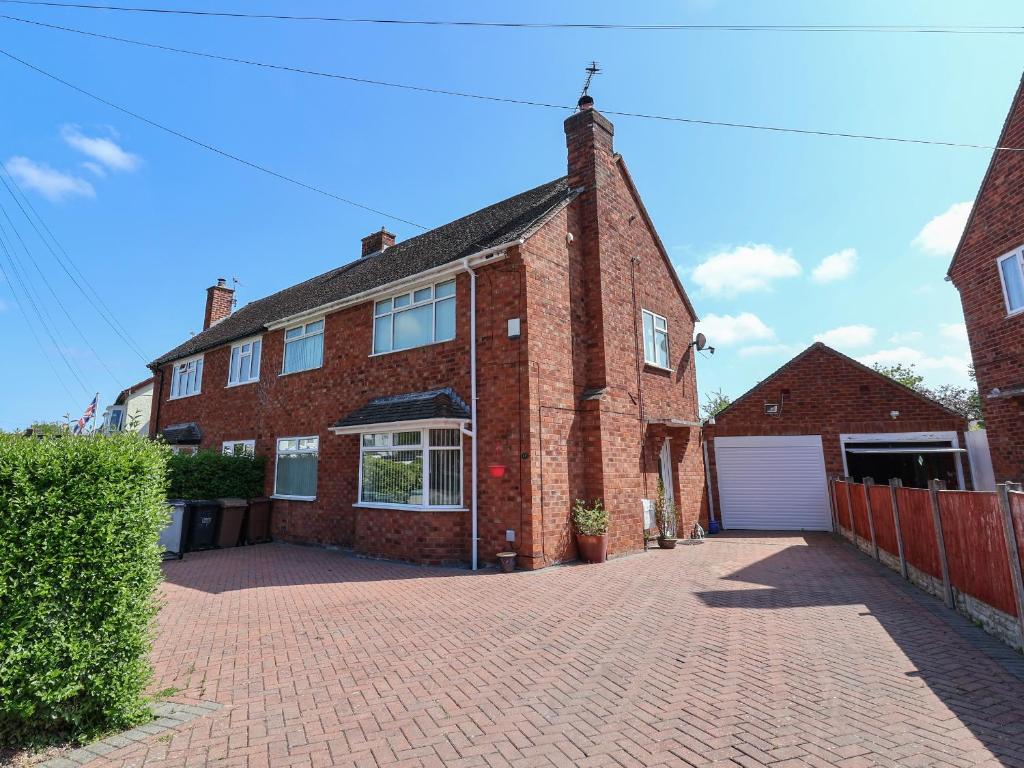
826;474;838;533
996;484;1024;646
843;477;855;541
929;478;954;609
863;477;879;560
889;478;908;580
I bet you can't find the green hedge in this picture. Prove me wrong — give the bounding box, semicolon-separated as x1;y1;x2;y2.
0;433;168;744
165;450;265;500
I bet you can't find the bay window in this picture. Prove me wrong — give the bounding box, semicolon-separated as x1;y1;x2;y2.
228;337;262;385
642;310;670;369
170;355;204;399
274;436;319;499
282;320;324;374
358;428;462;509
373;279;456;354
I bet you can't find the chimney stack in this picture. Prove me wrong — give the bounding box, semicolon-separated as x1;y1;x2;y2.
204;277;234;330
361;227;396;258
564;95;614;193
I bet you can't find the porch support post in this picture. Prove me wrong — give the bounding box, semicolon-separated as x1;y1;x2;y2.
889;478;908;579
929;478;954;609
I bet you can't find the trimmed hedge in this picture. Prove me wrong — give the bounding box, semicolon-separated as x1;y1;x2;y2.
0;433;168;744
165;450;265;500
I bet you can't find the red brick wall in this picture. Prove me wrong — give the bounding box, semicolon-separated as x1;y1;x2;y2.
704;345;970;519
203;283;234;330
950;77;1024;482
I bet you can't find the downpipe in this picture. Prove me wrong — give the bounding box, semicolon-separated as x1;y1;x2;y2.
462;257;479;571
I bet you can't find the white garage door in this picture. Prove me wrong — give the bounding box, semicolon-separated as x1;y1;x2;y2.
715;435;832;531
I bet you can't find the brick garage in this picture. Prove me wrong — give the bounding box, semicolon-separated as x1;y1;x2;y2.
150;98;707;567
949;75;1024;483
704;343;970;531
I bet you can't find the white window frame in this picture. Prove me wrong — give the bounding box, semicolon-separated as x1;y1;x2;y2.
169;355;204;400
996;249;1024;317
354;424;464;511
273;435;319;501
105;406;125;433
169;445;198;456
222;439;256;456
642;309;671;370
371;279;457;356
281;318;325;376
227;336;262;387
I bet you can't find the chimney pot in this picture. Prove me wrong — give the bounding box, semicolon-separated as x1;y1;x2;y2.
204;278;235;330
578;95;594;110
361;227;396;257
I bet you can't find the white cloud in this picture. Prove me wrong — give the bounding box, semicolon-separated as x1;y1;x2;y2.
939;322;968;344
5;156;94;202
889;331;923;344
738;343;803;358
813;324;876;349
81;161;106;178
858;346;971;381
811;248;857;283
691;244;801;296
695;312;774;346
912;201;972;257
61;125;140;172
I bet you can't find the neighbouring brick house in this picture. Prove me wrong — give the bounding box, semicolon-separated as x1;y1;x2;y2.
704;343;970;531
949;74;1024;483
149;97;707;567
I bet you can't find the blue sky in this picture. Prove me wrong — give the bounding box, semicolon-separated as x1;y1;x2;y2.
0;0;1019;429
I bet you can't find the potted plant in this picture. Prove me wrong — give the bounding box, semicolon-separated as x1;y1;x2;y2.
655;480;678;549
496;551;517;573
572;498;609;563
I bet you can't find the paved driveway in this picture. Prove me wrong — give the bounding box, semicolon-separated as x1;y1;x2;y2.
98;534;1024;767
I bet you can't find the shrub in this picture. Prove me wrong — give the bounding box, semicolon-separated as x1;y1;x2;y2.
572;498;608;536
165;450;265;499
0;433;168;744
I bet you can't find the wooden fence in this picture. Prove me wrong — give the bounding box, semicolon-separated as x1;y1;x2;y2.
831;476;1024;650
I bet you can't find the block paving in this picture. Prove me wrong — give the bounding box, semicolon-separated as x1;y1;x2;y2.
87;535;1024;767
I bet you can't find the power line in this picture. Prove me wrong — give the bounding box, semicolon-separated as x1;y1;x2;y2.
1;0;1023;34
4;17;1022;154
0;48;428;230
0;160;152;362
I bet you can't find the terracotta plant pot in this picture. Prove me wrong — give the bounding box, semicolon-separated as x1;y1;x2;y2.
657;537;678;549
496;551;516;573
576;533;609;563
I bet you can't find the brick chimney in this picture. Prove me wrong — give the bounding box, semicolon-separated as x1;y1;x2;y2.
361;227;396;257
564;94;614;198
204;277;234;330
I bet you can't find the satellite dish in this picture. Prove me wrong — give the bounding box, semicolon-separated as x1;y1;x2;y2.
694;332;707;351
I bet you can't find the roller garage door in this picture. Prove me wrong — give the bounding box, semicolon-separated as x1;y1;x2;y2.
714;435;831;531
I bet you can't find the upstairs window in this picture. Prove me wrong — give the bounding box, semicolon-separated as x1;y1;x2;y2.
282;320;324;374
998;250;1024;315
105;407;124;433
170;356;204;399
642;310;670;369
373;279;456;354
228;338;262;385
274;436;319;499
358;428;462;509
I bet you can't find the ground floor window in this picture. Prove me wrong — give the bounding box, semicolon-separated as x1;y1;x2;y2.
275;436;319;499
359;428;461;508
223;439;256;456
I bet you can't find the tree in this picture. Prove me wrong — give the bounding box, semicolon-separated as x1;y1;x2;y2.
873;362;983;425
701;388;732;421
872;363;925;391
22;421;69;438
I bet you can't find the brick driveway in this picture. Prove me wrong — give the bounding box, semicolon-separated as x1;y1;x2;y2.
97;534;1024;767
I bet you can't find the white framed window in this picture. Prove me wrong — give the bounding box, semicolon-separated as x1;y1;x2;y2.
282;319;324;375
997;249;1024;316
223;439;256;456
274;436;319;499
170;445;198;456
228;337;262;386
357;427;462;509
642;310;670;369
105;407;124;433
373;279;456;355
169;355;204;399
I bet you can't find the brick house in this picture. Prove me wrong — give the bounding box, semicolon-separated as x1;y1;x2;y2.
704;343;970;531
149;97;707;567
949;75;1024;483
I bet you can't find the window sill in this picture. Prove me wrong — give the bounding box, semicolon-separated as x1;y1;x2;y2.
278;365;323;378
368;337;456;358
225;380;259;389
271;494;317;502
644;362;675;374
353;502;467;513
168;391;201;401
1006;305;1024;319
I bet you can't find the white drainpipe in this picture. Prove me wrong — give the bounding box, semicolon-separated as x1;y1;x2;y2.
462;257;480;571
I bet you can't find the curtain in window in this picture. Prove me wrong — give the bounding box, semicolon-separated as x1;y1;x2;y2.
276;452;318;497
361;450;424;505
284;330;323;373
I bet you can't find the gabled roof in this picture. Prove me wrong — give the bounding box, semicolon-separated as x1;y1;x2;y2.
710;342;967;423
114;376;154;405
948;72;1024;281
331;388;470;431
151;177;577;367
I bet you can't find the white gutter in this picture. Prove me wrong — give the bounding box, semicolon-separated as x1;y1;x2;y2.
266;240;521;331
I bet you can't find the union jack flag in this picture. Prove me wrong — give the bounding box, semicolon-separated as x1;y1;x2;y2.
73;394;98;435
